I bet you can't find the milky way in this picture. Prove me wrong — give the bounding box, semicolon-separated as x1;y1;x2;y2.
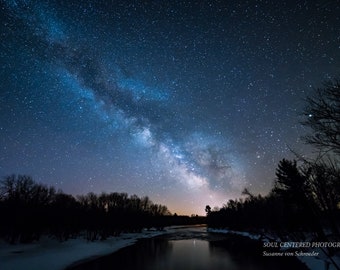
1;0;339;214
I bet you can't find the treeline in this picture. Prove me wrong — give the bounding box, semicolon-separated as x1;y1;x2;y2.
206;78;340;243
0;175;202;244
206;158;340;240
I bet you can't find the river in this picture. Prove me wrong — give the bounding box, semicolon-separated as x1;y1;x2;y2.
66;225;308;270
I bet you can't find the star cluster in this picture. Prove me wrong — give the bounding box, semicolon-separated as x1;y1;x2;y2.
1;0;339;215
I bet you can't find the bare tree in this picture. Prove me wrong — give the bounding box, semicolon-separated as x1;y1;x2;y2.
302;78;340;155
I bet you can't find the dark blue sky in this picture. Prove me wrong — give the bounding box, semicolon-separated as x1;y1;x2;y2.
1;0;339;214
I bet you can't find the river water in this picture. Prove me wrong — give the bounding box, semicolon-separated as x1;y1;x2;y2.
67;226;308;270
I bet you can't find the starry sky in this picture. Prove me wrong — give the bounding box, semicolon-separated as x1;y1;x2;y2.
0;0;339;215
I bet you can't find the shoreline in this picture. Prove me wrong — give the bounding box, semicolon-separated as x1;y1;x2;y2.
3;225;336;270
0;228;172;270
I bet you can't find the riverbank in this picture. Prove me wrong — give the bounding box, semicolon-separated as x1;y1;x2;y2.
2;225;334;270
0;228;173;270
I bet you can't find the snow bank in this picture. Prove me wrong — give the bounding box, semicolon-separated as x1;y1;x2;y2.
207;228;264;241
0;229;168;270
3;225;338;270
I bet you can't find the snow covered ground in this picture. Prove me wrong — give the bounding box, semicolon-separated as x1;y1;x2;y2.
0;229;170;270
2;226;339;270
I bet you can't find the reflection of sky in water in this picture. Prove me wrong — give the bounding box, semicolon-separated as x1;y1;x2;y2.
164;239;236;270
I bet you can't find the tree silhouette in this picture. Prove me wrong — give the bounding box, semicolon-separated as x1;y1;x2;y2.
1;175;205;244
205;205;211;215
273;159;307;198
0;175;56;242
302;78;340;155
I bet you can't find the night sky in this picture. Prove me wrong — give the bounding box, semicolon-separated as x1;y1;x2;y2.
1;0;339;215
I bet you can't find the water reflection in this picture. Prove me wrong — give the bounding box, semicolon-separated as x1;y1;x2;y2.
164;239;237;270
67;230;308;270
